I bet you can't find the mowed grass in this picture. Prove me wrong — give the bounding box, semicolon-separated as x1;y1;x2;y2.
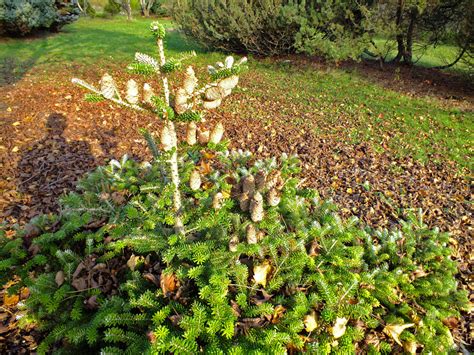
1;16;472;171
370;38;472;74
233;62;472;170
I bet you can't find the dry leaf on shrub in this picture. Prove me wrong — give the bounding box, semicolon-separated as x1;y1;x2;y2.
160;273;178;295
253;261;271;287
332;317;348;338
383;323;414;346
304;312;318;332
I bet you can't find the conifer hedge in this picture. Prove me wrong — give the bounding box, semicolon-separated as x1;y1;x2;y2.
0;0;79;36
0;22;468;354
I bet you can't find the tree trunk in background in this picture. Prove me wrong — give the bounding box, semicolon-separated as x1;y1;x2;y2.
404;7;418;64
140;0;154;17
392;0;405;63
122;0;132;20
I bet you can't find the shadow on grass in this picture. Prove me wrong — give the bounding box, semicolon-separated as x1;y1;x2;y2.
0;24;203;86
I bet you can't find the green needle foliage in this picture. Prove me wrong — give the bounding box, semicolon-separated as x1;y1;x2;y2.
0;144;467;354
0;22;467;355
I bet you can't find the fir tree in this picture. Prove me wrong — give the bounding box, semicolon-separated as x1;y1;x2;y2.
0;22;468;354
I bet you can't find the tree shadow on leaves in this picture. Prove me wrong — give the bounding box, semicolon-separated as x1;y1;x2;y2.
7;113;97;221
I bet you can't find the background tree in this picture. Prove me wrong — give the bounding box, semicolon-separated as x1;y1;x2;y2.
173;0;472;71
139;0;155;17
114;0;132;20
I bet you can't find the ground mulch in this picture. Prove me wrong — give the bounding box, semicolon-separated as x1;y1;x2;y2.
0;64;472;352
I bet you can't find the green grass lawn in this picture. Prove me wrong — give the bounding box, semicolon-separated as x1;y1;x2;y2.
1;16;472;171
370;38;472;74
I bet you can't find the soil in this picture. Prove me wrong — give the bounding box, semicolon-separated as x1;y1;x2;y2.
0;61;472;352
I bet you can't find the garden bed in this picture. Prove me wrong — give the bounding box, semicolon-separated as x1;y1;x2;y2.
0;63;472;351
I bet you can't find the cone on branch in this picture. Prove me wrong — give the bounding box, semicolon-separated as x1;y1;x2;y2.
242;175;255;196
250;192;264;222
253;261;271;287
205;86;226;101
267;170;284;190
143;83;154;104
238;192;250;212
183;66;198;95
100;73;117;99
186;122;197;145
267;188;281;207
161;122;175;151
198;129;210;144
229;235;239;252
255;170;267;191
218;75;239;90
246;224;257;244
175;88;190;114
304;312;318;332
189;170;201;191
209;122;224;144
202;98;222;110
212;192;223;210
222;88;232;97
224;56;234;68
126;79;139;104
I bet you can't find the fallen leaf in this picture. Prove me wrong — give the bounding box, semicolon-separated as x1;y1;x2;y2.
271;305;286;324
253;261;271;288
160;273;178;295
383;323;414;346
304;312;317;332
0;325;9;334
3;292;20;307
143;273;160;287
127;254;143;271
332;317;348;338
55;271;65;286
403;341;417;354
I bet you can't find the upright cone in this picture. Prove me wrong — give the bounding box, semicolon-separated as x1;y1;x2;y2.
198;129;210;144
212;192;223;209
100;73;116;99
175;88;190;114
143;83;154;104
250;192;264;222
186;122;197;145
183;66;198;95
126;79;139;104
189;170;201;191
161;123;175;151
242;175;255;196
229;235;239;252
267;188;281;207
255;170;266;191
246;224;257;244
209;122;224;144
239;192;250;212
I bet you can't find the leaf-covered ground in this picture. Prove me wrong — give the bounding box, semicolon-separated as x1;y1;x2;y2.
0;17;472;352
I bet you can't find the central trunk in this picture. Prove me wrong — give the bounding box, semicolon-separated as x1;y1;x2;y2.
156;37;184;235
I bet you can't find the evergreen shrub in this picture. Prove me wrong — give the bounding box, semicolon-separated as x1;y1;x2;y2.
0;22;467;354
103;0;121;17
150;0;169;16
0;0;79;36
172;0;369;60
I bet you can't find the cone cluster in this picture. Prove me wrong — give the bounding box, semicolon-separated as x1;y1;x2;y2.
173;56;244;115
228;168;284;251
235;169;283;223
185;121;225;146
98;73;161;107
